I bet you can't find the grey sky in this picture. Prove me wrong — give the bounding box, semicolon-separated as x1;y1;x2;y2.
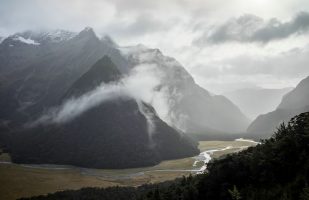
0;0;309;93
195;12;309;44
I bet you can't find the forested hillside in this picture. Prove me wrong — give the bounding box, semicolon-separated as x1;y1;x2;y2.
22;112;309;200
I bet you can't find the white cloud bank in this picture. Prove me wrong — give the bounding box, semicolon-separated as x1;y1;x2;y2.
31;63;169;127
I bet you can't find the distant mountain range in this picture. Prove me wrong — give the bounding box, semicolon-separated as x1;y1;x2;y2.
248;76;309;138
0;27;251;168
224;87;293;120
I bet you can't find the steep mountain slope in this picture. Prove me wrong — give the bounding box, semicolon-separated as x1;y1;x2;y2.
121;45;250;134
62;56;121;99
0;27;128;130
0;27;249;141
9;56;199;168
277;77;309;109
248;76;309;137
224;87;292;120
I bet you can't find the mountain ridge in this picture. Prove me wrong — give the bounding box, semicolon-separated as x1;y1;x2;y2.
224;87;293;120
121;45;250;134
0;27;250;142
8;55;199;168
247;76;309;137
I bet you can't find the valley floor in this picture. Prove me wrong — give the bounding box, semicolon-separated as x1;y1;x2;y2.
0;140;256;200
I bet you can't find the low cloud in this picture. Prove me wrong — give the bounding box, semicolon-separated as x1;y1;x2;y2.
219;46;309;77
116;14;170;37
31;84;127;125
31;63;167;127
190;44;309;93
194;12;309;45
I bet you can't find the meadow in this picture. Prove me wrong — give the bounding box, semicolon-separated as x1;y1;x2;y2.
0;140;256;200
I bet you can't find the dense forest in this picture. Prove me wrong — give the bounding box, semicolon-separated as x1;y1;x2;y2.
21;112;309;200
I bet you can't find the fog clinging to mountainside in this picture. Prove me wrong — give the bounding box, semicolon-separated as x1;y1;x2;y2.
0;0;309;135
1;0;309;94
32;62;167;126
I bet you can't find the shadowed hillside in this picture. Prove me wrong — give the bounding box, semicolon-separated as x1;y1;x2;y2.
7;56;199;169
22;112;309;199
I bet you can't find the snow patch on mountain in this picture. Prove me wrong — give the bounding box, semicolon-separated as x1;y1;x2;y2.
10;30;77;45
13;36;40;45
39;30;77;43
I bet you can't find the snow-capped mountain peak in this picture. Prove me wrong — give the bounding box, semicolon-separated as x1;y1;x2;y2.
38;29;77;43
6;29;78;45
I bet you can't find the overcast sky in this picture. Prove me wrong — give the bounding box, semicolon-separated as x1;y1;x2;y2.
1;0;309;93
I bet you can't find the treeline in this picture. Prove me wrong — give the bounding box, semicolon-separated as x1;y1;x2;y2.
21;112;309;200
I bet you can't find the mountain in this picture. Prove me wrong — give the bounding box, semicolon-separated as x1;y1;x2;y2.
62;55;121;99
24;112;309;200
247;76;309;137
8;56;199;168
0;28;250;140
0;27;128;131
121;45;250;134
224;87;292;120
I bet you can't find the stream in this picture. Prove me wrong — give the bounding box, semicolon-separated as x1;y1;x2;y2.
0;138;259;178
